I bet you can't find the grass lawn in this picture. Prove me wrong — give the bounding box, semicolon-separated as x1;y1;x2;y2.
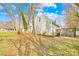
0;31;17;56
0;31;79;56
48;37;79;56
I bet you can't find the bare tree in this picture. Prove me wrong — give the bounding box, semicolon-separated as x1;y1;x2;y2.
31;3;35;34
65;4;79;29
1;4;19;31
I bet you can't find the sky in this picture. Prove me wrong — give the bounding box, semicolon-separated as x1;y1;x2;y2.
0;3;69;26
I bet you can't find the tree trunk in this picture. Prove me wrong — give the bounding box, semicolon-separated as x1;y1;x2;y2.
31;3;35;34
73;27;76;38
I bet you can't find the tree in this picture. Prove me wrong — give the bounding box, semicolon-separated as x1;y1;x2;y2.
75;3;79;21
1;4;29;32
31;3;35;34
1;4;19;31
18;4;29;31
65;4;79;37
65;4;79;29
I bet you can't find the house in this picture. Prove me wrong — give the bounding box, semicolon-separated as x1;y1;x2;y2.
34;12;60;35
0;21;16;31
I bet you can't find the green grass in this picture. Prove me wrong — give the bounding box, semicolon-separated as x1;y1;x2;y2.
0;31;17;40
49;37;79;56
0;31;17;36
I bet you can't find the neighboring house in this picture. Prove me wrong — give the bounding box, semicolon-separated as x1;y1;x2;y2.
34;12;60;35
0;21;16;31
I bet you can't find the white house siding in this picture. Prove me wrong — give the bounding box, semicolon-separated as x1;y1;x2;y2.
52;25;59;32
45;16;52;35
35;15;46;34
76;31;79;36
40;15;46;34
35;16;41;34
34;13;54;35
